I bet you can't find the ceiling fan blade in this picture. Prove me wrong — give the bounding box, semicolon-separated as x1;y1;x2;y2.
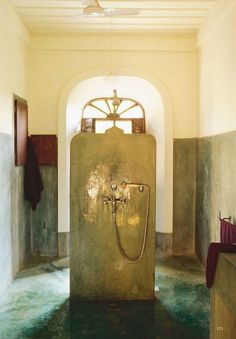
104;8;140;16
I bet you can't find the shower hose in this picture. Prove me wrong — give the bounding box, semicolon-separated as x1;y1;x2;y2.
114;183;150;264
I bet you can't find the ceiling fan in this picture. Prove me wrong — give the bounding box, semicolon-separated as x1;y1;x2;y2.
81;0;140;17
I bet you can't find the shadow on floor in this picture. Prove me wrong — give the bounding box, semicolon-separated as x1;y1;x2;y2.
0;254;210;339
23;298;208;339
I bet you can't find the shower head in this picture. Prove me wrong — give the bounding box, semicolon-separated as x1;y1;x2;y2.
112;90;121;107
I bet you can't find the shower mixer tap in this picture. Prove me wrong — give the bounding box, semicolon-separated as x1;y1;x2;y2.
111;184;117;191
103;182;151;264
103;182;144;215
103;183;127;214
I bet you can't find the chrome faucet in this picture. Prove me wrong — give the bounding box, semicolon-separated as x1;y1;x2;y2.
103;183;128;214
102;182;150;263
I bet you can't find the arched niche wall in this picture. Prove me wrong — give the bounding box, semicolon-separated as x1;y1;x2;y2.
58;67;173;235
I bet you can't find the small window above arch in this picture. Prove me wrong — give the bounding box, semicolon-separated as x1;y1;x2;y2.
81;90;146;134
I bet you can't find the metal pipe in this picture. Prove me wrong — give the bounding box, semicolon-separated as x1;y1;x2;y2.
113;183;150;264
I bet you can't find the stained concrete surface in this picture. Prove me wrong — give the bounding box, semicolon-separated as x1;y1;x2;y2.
0;253;210;339
12;166;31;273
195;138;212;265
173;132;236;266
173;138;197;256
31;166;58;257
0;133;14;296
58;232;70;258
70;128;156;300
196;131;236;265
0;132;58;298
155;232;173;254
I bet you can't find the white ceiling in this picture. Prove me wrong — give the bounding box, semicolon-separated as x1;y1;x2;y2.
8;0;217;34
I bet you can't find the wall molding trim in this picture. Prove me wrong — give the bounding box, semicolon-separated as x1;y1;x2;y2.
1;0;31;44
197;0;235;46
30;32;197;52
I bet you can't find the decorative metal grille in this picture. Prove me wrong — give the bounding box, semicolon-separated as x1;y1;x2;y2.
81;90;146;134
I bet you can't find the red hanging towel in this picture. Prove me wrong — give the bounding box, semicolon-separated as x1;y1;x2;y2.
206;242;236;288
220;218;236;244
24;136;44;210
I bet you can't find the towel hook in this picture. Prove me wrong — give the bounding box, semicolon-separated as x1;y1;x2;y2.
218;210;231;221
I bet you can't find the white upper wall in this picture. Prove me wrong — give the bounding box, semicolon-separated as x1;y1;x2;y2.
0;0;29;135
28;32;199;139
29;33;198;234
198;0;236;137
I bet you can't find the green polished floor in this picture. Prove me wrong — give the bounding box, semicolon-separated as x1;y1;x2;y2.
0;253;210;339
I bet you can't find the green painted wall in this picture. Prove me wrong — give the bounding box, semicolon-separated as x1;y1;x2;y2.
196;132;236;265
0;133;32;295
31;166;58;257
195;138;211;264
12;167;31;273
173;139;197;256
0;134;32;295
173;131;236;266
0;134;14;296
70;127;156;300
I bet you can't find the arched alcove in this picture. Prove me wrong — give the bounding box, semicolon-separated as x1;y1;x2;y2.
58;68;173;241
